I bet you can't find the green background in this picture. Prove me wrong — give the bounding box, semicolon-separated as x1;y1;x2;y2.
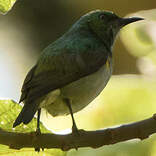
0;0;156;155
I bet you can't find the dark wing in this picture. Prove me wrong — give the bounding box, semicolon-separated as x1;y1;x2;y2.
19;65;37;103
13;49;110;127
24;50;109;104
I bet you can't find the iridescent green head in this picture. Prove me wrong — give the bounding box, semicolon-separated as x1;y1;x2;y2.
73;10;143;49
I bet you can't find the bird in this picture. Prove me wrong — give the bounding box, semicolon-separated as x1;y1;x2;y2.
13;10;143;134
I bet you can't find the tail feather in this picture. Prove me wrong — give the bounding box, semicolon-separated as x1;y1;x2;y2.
13;104;38;127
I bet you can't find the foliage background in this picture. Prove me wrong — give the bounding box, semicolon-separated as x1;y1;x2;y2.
0;0;156;156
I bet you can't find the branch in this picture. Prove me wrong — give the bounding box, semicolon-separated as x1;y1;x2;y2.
1;115;156;151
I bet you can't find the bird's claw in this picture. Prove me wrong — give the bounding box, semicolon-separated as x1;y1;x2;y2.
36;127;41;136
34;128;41;152
72;124;80;136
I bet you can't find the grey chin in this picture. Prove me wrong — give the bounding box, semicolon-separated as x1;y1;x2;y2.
119;17;144;27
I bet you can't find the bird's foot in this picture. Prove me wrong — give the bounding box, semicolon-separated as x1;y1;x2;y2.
36;127;41;136
35;147;40;152
34;128;42;152
72;124;80;137
71;126;86;150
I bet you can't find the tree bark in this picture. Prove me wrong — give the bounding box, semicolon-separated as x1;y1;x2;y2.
0;115;156;151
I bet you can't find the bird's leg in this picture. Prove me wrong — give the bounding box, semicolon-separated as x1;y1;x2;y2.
64;99;79;135
36;108;41;135
35;108;41;152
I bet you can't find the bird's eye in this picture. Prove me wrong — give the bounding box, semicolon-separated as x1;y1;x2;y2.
99;14;106;20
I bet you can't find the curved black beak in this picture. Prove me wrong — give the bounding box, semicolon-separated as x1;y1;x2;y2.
119;17;144;27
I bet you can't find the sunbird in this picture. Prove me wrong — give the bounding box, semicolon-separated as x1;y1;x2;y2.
13;10;143;133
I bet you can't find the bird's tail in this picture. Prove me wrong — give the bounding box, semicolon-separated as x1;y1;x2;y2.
13;104;38;128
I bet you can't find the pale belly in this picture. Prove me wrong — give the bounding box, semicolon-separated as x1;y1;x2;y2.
40;62;112;117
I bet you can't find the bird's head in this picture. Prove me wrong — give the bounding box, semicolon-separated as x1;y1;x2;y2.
76;10;143;50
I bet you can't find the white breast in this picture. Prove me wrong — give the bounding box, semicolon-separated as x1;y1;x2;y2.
41;60;112;116
62;61;112;110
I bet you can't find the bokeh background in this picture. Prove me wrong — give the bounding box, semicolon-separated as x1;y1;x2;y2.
0;0;156;156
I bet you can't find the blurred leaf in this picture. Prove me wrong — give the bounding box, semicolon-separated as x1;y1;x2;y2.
0;100;66;156
0;145;66;156
120;9;156;63
134;9;156;21
0;0;16;14
120;19;155;57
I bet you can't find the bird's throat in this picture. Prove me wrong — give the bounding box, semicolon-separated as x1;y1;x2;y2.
87;23;113;54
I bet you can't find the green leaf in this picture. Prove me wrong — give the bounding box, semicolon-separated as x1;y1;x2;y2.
0;100;66;156
0;99;49;132
0;0;16;14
